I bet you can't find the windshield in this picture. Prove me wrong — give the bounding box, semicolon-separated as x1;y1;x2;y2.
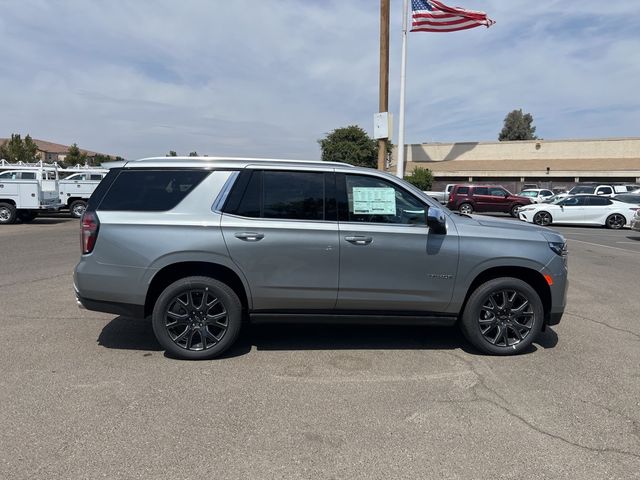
569;186;595;194
520;191;538;197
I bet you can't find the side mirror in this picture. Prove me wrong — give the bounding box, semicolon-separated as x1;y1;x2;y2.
426;206;447;234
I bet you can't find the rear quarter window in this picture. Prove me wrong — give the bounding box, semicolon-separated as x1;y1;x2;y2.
456;186;469;195
98;169;210;211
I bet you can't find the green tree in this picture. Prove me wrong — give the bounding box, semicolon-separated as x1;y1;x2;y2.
91;153;112;166
167;150;177;157
318;125;380;168
188;151;199;157
0;133;39;163
499;109;538;141
404;166;433;191
64;143;87;166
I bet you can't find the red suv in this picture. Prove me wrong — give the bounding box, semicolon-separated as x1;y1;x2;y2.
447;185;533;217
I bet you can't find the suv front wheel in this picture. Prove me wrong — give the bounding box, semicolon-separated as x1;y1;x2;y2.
460;277;544;355
152;276;242;360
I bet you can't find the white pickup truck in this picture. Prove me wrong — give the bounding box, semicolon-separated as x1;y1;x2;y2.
424;184;456;205
59;170;108;218
0;168;63;224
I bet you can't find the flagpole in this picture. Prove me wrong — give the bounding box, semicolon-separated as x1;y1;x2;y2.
396;0;409;178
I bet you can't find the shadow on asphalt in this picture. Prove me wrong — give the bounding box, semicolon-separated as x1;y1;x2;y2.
98;316;559;358
626;235;640;241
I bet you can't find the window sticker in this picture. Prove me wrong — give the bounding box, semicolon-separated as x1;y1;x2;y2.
352;187;396;215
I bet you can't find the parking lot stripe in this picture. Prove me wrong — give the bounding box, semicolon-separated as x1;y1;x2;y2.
569;238;640;254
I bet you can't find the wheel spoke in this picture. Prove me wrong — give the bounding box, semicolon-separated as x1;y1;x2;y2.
205;311;228;327
511;326;523;341
511;299;529;315
173;326;192;343
502;327;510;347
491;325;503;345
203;328;221;345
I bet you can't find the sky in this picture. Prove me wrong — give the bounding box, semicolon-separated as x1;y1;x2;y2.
1;0;639;159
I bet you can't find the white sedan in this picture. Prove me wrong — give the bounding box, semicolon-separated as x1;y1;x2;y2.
518;195;640;229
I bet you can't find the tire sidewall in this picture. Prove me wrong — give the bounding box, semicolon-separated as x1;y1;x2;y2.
152;276;242;360
460;277;544;355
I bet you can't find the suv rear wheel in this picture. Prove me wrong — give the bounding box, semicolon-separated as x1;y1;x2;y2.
460;277;544;355
152;276;242;360
458;203;473;215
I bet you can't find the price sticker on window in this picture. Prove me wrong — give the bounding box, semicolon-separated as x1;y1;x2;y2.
352;187;396;215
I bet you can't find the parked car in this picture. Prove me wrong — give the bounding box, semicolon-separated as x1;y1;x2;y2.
612;194;640;205
518;189;555;204
631;209;640;232
518;195;639;229
555;183;638;200
446;185;533;217
424;183;456;204
74;157;568;359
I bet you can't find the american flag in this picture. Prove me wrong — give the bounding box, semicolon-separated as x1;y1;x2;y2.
411;0;495;33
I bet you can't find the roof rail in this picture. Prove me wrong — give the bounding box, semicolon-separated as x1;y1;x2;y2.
131;156;356;167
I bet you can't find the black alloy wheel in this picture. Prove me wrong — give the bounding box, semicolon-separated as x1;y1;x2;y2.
460;277;544;355
605;214;625;230
152;276;242;360
533;211;552;226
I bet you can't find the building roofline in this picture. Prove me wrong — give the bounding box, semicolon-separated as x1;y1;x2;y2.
419;137;640;146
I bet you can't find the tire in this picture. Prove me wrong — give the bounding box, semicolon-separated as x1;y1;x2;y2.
152;276;242;360
460;277;544;355
605;214;625;230
459;203;473;215
69;200;87;219
17;211;37;223
510;204;523;217
533;211;552;226
0;202;17;225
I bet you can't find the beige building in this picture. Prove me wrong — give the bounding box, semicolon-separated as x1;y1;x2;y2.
388;137;640;192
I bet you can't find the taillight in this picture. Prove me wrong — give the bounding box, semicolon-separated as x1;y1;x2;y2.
81;211;99;254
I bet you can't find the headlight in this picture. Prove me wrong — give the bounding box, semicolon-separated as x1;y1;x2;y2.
549;241;567;257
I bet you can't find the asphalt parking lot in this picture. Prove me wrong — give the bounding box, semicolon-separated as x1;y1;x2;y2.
1;217;639;479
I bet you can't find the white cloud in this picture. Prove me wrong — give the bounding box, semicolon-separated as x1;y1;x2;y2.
0;0;638;158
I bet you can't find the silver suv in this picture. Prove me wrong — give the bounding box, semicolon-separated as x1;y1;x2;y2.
74;157;568;359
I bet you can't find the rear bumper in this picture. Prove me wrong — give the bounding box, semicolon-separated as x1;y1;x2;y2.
76;292;145;318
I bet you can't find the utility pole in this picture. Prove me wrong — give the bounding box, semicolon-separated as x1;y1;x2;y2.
377;0;390;171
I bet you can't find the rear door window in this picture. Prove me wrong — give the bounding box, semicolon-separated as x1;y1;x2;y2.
224;170;331;221
596;186;613;195
473;187;489;196
98;169;210;211
587;196;612;206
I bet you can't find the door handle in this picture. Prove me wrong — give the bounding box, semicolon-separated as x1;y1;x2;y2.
234;232;264;242
344;236;373;246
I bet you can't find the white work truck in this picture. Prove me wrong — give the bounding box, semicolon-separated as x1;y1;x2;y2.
58;169;108;218
0;168;63;224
